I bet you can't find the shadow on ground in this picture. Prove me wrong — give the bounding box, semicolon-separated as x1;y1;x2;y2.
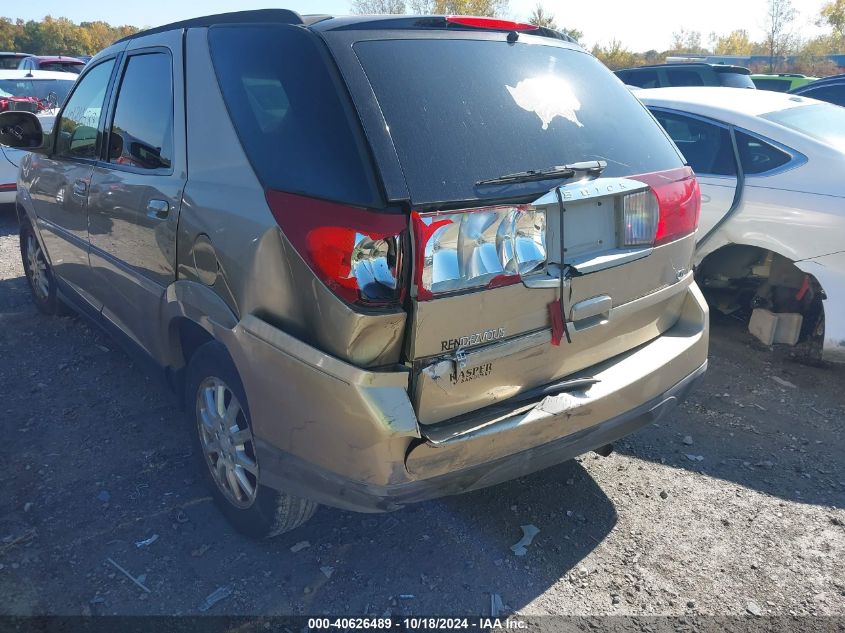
0;263;616;615
615;312;845;510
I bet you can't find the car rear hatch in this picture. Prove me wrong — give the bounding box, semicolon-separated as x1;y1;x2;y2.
322;26;700;425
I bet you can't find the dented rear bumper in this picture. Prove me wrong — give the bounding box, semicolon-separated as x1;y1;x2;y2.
231;283;709;513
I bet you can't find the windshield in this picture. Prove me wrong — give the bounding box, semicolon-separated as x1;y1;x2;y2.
354;39;682;204
762;103;845;149
0;78;75;106
39;62;83;74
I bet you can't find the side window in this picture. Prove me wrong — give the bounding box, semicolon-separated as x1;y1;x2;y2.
734;131;791;175
107;53;173;170
208;24;379;206
55;60;115;159
801;84;845;107
652;111;736;176
665;69;705;87
627;70;659;89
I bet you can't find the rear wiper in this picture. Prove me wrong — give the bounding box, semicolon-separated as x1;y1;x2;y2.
475;160;607;186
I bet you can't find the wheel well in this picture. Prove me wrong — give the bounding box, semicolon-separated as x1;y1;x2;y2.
697;244;826;357
175;318;215;368
169;318;215;401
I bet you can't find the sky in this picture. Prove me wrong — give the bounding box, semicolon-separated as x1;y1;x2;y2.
3;0;832;52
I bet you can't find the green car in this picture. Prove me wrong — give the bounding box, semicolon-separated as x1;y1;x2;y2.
751;73;817;92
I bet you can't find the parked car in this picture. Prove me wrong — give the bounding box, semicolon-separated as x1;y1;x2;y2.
0;70;71;204
0;113;56;204
637;87;845;362
0;10;708;538
789;73;845;107
0;52;35;70
751;73;817;92
615;63;755;89
18;55;85;74
0;69;76;112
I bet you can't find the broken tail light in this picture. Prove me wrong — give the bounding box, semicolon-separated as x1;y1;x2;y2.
266;190;406;306
412;206;546;301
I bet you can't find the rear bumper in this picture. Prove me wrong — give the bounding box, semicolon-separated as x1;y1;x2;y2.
228;283;709;513
256;359;706;512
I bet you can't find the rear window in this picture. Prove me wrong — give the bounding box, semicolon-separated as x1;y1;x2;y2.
209;25;379;207
665;69;705;87
752;78;790;92
354;39;682;204
718;72;755;89
762;103;845;150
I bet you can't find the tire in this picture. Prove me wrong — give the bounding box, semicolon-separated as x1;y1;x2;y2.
20;223;69;316
184;341;317;538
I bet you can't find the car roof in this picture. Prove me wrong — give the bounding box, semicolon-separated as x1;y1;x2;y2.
116;9;576;43
0;52;34;57
636;86;810;116
30;55;84;63
0;69;78;80
617;63;751;74
790;73;845;91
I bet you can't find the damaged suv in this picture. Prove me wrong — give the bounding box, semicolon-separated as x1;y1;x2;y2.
1;10;708;537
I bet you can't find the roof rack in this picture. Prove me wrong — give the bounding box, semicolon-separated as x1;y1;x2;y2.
115;9;303;43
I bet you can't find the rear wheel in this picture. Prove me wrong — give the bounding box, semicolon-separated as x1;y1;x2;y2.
20;224;67;316
185;341;317;538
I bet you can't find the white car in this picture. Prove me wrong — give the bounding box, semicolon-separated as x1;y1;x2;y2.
0;69;73;203
638;87;845;362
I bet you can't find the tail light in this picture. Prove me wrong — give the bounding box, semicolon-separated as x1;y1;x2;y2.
266;190;406;306
412;206;546;300
621;190;660;247
412;167;699;302
635;167;701;246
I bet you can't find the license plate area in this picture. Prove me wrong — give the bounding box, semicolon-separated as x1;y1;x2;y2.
527;178;653;283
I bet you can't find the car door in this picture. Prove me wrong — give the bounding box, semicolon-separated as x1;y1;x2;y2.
27;58;117;308
87;32;186;357
650;109;739;240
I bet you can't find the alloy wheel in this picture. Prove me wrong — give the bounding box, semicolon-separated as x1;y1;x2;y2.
25;234;50;300
196;377;259;508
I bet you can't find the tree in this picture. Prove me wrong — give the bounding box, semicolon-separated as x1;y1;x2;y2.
408;0;435;11
433;0;509;15
713;29;754;56
560;27;583;42
819;0;845;38
591;39;635;70
528;3;556;29
670;28;707;55
350;0;406;13
0;17;19;51
763;0;797;72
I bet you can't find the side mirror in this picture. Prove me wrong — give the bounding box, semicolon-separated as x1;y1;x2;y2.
0;111;49;153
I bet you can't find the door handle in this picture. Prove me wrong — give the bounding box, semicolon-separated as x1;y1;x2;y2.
72;180;88;196
146;199;170;220
570;295;612;331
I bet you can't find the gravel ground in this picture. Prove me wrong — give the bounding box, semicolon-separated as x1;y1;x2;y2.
0;204;843;618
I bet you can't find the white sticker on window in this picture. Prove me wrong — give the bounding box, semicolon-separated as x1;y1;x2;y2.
506;76;583;130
